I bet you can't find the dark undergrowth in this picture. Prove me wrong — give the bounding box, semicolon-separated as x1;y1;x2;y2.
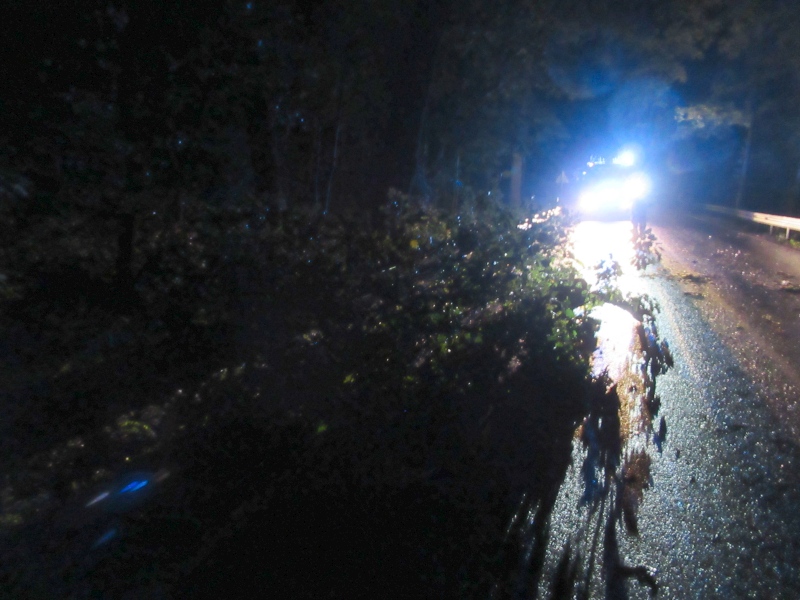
1;196;605;598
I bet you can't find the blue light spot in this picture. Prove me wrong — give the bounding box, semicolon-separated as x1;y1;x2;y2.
258;39;263;47
91;528;118;549
119;480;148;494
246;2;253;9
85;490;110;507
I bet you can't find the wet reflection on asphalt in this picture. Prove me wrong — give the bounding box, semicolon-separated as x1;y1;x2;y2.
518;217;800;598
499;219;668;598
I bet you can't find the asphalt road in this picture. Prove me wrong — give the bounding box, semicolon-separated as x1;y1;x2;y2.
652;206;800;438
534;207;800;599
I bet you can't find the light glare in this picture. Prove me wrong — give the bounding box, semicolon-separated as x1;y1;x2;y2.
623;173;651;200
613;150;636;167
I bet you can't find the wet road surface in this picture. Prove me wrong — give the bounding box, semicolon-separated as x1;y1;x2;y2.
652;207;800;438
536;210;800;598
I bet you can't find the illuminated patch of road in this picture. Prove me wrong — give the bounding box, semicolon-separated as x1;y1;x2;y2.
524;220;665;597
570;220;638;295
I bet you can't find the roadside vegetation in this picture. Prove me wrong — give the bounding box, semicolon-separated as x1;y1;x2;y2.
1;189;615;595
0;1;680;594
0;175;677;600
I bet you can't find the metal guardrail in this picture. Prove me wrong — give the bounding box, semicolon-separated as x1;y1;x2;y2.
704;204;800;239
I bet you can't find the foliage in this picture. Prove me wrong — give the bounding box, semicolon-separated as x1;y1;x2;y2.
8;0;800;220
0;0;701;593
672;0;800;211
0;194;601;595
675;104;750;132
631;227;663;271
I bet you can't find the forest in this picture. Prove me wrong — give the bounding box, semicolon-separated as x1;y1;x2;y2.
0;0;796;596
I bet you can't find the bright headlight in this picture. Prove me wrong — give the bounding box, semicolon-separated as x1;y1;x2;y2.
623;172;651;200
595;186;620;206
579;190;603;210
580;182;623;211
613;150;636;167
578;172;651;213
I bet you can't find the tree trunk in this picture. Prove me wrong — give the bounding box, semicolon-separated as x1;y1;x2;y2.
409;30;450;203
734;125;752;209
409;91;431;202
787;160;800;215
114;213;135;300
735;97;754;209
324;69;345;215
313;120;323;210
324;118;342;215
269;102;288;210
511;153;523;212
452;152;461;212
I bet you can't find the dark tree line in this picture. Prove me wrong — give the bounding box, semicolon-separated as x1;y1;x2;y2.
3;0;800;222
413;0;800;213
